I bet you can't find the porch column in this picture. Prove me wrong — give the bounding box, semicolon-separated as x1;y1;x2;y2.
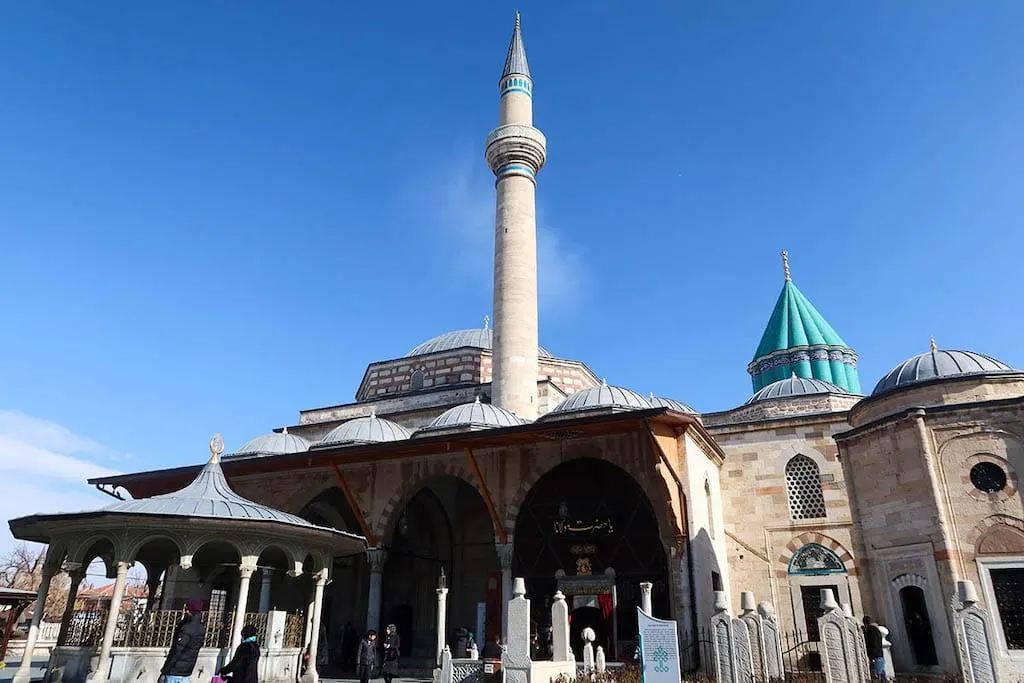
56;564;87;646
495;542;514;640
12;554;61;683
435;586;449;666
258;569;273;613
230;558;258;652
365;548;387;632
94;561;130;681
306;569;328;683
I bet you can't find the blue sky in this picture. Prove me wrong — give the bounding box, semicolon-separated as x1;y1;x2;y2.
2;1;1024;542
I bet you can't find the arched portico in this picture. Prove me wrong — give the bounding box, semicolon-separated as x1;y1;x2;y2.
511;457;670;662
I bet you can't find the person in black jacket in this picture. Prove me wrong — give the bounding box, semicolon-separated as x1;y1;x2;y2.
161;598;206;683
862;616;886;680
219;624;260;683
381;625;400;683
356;630;378;683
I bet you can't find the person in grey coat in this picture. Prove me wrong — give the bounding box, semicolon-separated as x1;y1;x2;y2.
356;630;378;683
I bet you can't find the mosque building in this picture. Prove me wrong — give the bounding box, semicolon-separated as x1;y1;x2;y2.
30;14;1024;678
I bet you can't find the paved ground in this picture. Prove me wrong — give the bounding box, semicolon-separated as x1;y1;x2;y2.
0;657;47;682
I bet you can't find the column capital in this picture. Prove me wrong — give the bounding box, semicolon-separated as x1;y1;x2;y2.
313;568;329;587
366;547;388;573
239;559;259;578
495;542;515;570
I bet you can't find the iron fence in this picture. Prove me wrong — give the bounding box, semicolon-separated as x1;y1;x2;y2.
284;613;304;648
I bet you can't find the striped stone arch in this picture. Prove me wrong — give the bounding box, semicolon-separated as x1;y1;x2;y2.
501;445;683;548
778;532;857;576
967;514;1024;557
892;573;928;590
374;455;485;544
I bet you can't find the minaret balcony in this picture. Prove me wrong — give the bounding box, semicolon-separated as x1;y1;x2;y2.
485;124;547;177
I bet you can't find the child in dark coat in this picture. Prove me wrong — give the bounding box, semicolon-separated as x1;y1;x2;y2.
220;624;261;683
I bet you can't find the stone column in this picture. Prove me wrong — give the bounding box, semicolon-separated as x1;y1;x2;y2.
230;559;258;652
639;582;653;615
13;556;60;683
259;569;273;613
436;586;449;666
94;561;130;681
56;565;86;646
365;548;387;633
306;569;328;683
495;542;514;639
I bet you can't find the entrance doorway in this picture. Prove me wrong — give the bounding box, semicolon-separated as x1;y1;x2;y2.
899;586;938;666
570;606;608;659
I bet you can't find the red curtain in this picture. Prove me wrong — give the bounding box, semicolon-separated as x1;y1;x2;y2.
599;593;614;621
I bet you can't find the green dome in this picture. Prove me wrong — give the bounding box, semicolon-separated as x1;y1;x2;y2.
747;254;861;394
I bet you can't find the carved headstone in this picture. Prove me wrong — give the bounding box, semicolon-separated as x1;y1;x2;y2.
503;579;531;683
757;602;784;679
711;608;734;683
740;593;767;681
817;592;856;683
595;646;606;673
551;590;572;663
731;618;755;683
951;581;998;683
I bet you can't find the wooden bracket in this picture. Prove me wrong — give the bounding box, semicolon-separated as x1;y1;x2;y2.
465;447;509;544
331;462;378;547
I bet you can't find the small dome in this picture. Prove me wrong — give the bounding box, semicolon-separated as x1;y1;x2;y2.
872;348;1015;396
414;397;526;436
545;382;652;417
318;411;412;447
229;430;310;458
407;328;552;358
747;375;852;404
648;394;698;414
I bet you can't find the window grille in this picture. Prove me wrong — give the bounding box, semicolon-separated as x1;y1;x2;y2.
786;455;827;520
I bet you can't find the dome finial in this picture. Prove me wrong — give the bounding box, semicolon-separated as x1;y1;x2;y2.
483;314;490;331
369;407;377;418
209;433;224;464
781;250;791;281
282;426;288;434
930;336;938;352
515;10;520;29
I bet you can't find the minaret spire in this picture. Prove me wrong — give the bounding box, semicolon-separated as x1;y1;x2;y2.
486;13;547;419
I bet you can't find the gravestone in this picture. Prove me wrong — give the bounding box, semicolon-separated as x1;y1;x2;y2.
551;590;573;662
582;627;596;673
817;590;854;683
739;592;767;681
877;626;895;680
731;618;755;683
595;646;606;673
503;579;532;683
711;593;734;683
951;580;998;683
757;602;784;679
637;606;681;683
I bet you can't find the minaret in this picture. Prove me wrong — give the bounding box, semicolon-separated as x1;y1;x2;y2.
486;12;547;419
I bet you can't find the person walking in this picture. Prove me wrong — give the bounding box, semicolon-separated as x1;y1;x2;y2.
381;625;400;683
160;598;206;683
356;630;378;683
219;624;261;683
862;615;886;680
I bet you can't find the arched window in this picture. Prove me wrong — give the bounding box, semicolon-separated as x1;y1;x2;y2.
785;455;826;520
705;480;715;539
410;370;425;391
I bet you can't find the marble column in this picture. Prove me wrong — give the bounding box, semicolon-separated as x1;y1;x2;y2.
436;586;449;665
495;542;514;640
307;570;328;683
639;582;653;615
56;565;86;646
13;557;60;683
94;561;130;681
230;560;257;652
365;548;387;633
258;569;273;613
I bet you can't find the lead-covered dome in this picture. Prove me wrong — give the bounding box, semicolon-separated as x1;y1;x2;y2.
747;375;853;404
648;394;698;414
872;347;1015;397
228;429;310;458
544;382;652;418
414;397;526;436
407;328;552;358
317;411;412;447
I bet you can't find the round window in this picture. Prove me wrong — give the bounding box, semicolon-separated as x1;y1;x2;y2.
970;462;1008;494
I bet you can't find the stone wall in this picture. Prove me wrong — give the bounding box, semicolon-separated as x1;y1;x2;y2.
708;410;865;633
